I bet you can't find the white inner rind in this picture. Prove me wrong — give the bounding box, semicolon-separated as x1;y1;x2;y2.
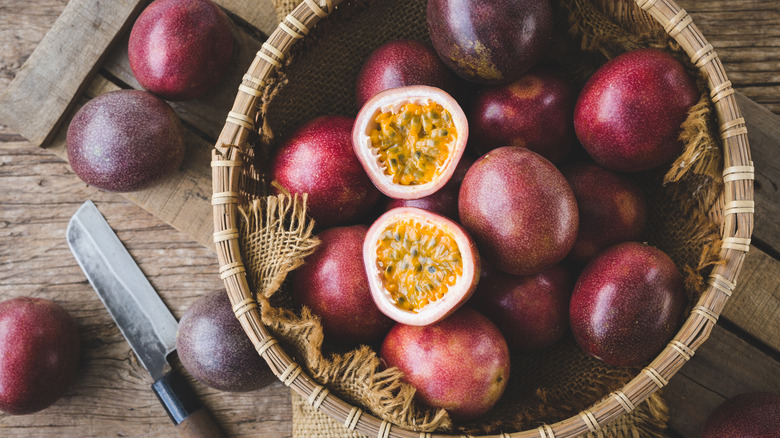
364;207;475;326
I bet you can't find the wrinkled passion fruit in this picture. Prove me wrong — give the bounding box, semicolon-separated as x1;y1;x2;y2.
364;207;479;326
353;86;469;200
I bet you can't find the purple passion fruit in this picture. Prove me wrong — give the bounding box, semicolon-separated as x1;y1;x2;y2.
472;262;572;352
355;40;461;110
177;290;274;392
291;225;394;345
364;207;479;326
380;307;510;422
702;392;780;438
271;115;382;228
469;69;576;163
427;0;553;84
562;162;647;264
459;147;579;276
570;242;686;366
66;89;185;192
0;297;80;415
574;48;699;172
353;86;469;200
128;0;234;101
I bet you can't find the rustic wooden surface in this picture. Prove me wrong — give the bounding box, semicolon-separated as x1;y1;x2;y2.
0;0;778;437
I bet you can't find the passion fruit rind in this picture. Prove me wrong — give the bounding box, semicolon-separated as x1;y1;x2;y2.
354;86;469;200
364;207;480;326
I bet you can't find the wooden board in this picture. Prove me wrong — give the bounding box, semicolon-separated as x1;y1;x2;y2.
0;0;148;147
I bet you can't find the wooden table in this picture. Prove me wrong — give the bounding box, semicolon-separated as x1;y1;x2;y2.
0;1;778;437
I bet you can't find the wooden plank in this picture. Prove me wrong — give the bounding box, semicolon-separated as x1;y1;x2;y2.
680;0;780;115
722;246;780;352
736;92;780;253
0;0;148;147
665;324;780;438
215;0;279;36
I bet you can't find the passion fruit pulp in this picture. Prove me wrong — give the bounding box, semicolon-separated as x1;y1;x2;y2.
353;86;469;200
364;207;479;326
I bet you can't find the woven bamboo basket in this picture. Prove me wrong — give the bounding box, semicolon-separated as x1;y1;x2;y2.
211;0;754;436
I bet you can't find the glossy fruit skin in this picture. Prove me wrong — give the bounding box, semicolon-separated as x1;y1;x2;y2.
364;207;480;326
574;48;699;172
291;225;394;345
561;162;647;265
0;297;80;415
128;0;234;101
353;86;469;200
469;69;576;163
177;290;274;392
471;262;572;352
427;0;553;84
66;90;186;192
355;40;462;110
569;242;686;367
272;115;381;228
380;307;510;421
383;155;473;220
701;392;780;438
459;146;578;276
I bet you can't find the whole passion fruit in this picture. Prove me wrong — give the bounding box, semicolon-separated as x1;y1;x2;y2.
355;40;462;110
364;207;479;326
561;162;647;265
353;85;469;200
380;307;510;422
570;242;686;367
459;147;578;276
469;69;576;163
271;115;382;228
427;0;553;84
291;225;394;345
574;48;699;172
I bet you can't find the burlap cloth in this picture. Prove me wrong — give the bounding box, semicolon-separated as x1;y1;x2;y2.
236;0;724;436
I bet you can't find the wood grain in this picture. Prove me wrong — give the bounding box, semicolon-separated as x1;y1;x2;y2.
665;323;780;438
735;93;780;254
0;0;148;147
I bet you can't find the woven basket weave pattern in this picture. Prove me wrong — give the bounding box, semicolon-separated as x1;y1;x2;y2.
210;0;754;436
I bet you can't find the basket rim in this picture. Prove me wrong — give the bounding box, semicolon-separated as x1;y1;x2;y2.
210;0;755;436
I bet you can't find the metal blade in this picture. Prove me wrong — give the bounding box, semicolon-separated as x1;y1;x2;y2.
67;200;178;380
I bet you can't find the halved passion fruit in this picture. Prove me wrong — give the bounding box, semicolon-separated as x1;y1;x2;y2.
364;207;480;326
353;85;469;200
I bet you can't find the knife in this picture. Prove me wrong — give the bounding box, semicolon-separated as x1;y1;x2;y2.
67;200;225;438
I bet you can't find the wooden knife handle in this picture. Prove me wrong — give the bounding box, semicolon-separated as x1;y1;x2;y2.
152;369;226;438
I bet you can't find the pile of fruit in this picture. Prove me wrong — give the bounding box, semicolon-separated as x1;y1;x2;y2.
278;0;702;422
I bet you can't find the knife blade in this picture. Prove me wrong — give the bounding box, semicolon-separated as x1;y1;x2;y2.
67;200;225;438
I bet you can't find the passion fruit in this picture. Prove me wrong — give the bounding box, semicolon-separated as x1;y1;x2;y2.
364;207;479;326
427;0;553;84
380;307;510;422
271;115;382;228
355;40;462;110
291;225;394;345
353;85;469;200
459;146;579;276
